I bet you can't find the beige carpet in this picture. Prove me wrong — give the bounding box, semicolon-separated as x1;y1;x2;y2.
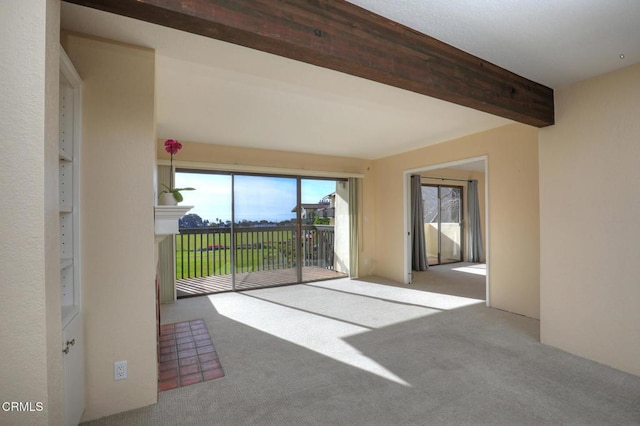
83;266;640;425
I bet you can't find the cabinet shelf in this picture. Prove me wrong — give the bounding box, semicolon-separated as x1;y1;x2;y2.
61;257;73;270
59;150;72;161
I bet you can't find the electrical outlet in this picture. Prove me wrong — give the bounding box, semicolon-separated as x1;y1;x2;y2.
114;361;127;381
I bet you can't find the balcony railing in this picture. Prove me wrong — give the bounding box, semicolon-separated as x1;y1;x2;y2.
175;225;336;280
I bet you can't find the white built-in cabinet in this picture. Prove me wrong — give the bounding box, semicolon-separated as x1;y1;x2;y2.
59;48;80;325
59;46;85;426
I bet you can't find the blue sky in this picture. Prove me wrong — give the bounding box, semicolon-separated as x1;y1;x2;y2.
175;172;337;223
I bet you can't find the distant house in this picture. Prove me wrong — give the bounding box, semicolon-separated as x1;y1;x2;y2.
291;201;329;224
317;193;336;223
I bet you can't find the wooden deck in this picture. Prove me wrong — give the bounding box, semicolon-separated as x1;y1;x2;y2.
176;267;348;297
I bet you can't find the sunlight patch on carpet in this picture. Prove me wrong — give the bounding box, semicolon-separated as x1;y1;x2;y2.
206;279;486;386
452;264;487;276
208;292;414;386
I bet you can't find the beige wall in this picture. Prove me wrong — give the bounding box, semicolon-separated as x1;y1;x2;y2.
158;140;375;274
539;63;640;376
0;1;63;425
62;33;158;420
158;140;372;176
45;1;64;423
372;124;540;318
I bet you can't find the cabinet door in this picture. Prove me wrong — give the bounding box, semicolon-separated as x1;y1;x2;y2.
63;315;85;426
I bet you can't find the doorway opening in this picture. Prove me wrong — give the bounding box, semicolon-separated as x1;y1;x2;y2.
403;156;489;306
170;170;350;297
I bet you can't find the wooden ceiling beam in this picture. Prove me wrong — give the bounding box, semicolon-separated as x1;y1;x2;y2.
63;0;554;127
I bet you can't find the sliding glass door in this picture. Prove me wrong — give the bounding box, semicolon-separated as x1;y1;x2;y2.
300;178;349;282
422;184;463;265
172;170;349;297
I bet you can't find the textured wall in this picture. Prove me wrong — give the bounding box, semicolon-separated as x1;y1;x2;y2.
539;63;640;376
0;1;62;424
61;33;158;420
45;1;64;423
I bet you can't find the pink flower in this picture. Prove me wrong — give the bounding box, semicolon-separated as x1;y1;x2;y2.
164;139;182;155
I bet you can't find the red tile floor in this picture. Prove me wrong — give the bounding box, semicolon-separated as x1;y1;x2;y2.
158;319;225;392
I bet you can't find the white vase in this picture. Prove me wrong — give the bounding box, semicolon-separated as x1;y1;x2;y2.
158;192;178;206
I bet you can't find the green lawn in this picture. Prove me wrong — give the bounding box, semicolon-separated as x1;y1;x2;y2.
174;229;295;278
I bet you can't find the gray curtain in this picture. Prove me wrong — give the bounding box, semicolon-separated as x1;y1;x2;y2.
411;175;428;271
467;179;483;263
348;177;359;278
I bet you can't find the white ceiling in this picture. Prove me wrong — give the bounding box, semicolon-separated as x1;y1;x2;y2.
60;1;640;161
